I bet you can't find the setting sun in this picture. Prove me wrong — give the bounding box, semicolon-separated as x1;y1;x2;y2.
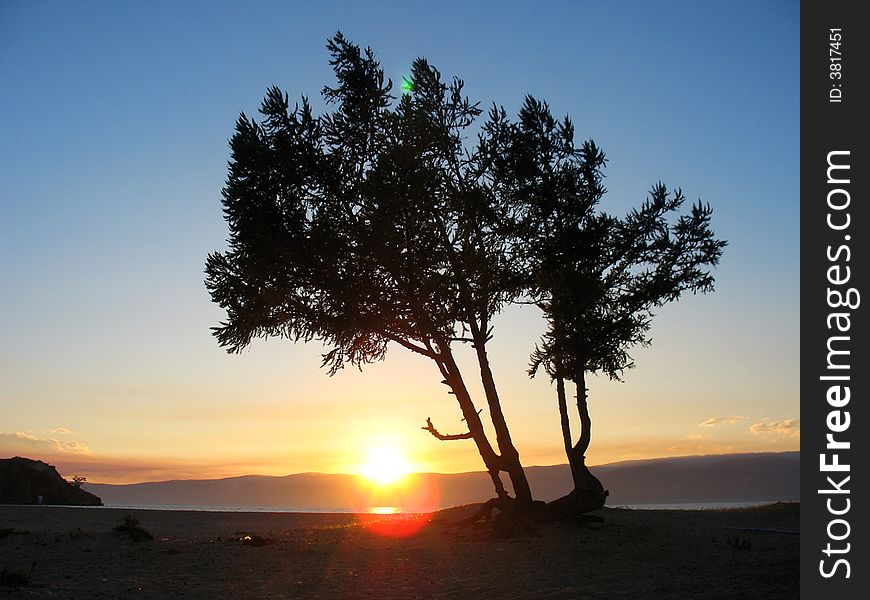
360;445;411;485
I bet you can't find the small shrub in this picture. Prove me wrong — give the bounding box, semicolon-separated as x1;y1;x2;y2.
114;514;154;542
726;535;752;550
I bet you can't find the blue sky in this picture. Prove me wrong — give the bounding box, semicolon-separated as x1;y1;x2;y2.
0;1;799;483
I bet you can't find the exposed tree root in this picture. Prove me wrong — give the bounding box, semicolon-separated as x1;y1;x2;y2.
460;498;504;525
457;486;609;536
540;487;609;521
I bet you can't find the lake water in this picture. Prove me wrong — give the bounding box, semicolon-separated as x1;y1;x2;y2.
92;500;789;513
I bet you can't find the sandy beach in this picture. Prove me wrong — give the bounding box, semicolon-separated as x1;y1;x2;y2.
0;503;798;599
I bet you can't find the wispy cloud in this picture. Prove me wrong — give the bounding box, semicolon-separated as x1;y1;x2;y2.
749;419;800;436
48;427;72;434
699;415;749;427
687;433;708;440
0;431;92;456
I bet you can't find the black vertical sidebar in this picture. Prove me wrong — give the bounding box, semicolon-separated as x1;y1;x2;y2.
801;1;868;597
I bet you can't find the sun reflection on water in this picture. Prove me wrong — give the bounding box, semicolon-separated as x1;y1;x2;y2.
369;506;400;515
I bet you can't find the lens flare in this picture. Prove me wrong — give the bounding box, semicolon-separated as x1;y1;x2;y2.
358;512;430;538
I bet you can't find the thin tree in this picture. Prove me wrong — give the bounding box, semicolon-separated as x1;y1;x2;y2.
205;33;533;510
489;97;727;512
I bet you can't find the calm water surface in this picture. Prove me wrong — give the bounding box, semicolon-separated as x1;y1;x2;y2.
92;500;786;513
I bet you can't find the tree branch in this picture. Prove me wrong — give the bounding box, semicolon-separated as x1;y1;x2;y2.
381;330;437;359
421;417;474;440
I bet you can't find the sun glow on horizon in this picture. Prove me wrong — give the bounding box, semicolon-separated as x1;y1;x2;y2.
360;445;412;485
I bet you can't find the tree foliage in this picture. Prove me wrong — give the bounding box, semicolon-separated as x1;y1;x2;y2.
482;96;727;384
206;32;522;373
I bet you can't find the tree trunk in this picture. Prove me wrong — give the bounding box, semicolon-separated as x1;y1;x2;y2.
469;321;534;511
556;376;582;488
567;367;607;507
437;345;511;504
539;370;608;519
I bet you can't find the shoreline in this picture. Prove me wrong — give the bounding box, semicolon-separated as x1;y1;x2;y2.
1;503;799;599
1;499;796;514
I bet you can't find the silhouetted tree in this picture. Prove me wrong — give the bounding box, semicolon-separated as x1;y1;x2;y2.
206;34;726;519
488;97;727;512
205;33;534;510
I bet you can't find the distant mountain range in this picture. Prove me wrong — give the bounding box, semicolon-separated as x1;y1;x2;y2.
85;451;798;510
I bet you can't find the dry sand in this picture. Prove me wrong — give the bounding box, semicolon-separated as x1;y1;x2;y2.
1;503;798;599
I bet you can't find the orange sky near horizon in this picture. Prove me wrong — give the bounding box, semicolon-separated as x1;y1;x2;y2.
2;304;799;486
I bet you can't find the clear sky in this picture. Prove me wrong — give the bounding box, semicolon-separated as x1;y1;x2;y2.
0;1;799;484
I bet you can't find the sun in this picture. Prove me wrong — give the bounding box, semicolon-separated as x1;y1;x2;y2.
360;445;411;485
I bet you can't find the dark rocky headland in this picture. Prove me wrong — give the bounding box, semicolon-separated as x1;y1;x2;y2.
0;457;102;506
